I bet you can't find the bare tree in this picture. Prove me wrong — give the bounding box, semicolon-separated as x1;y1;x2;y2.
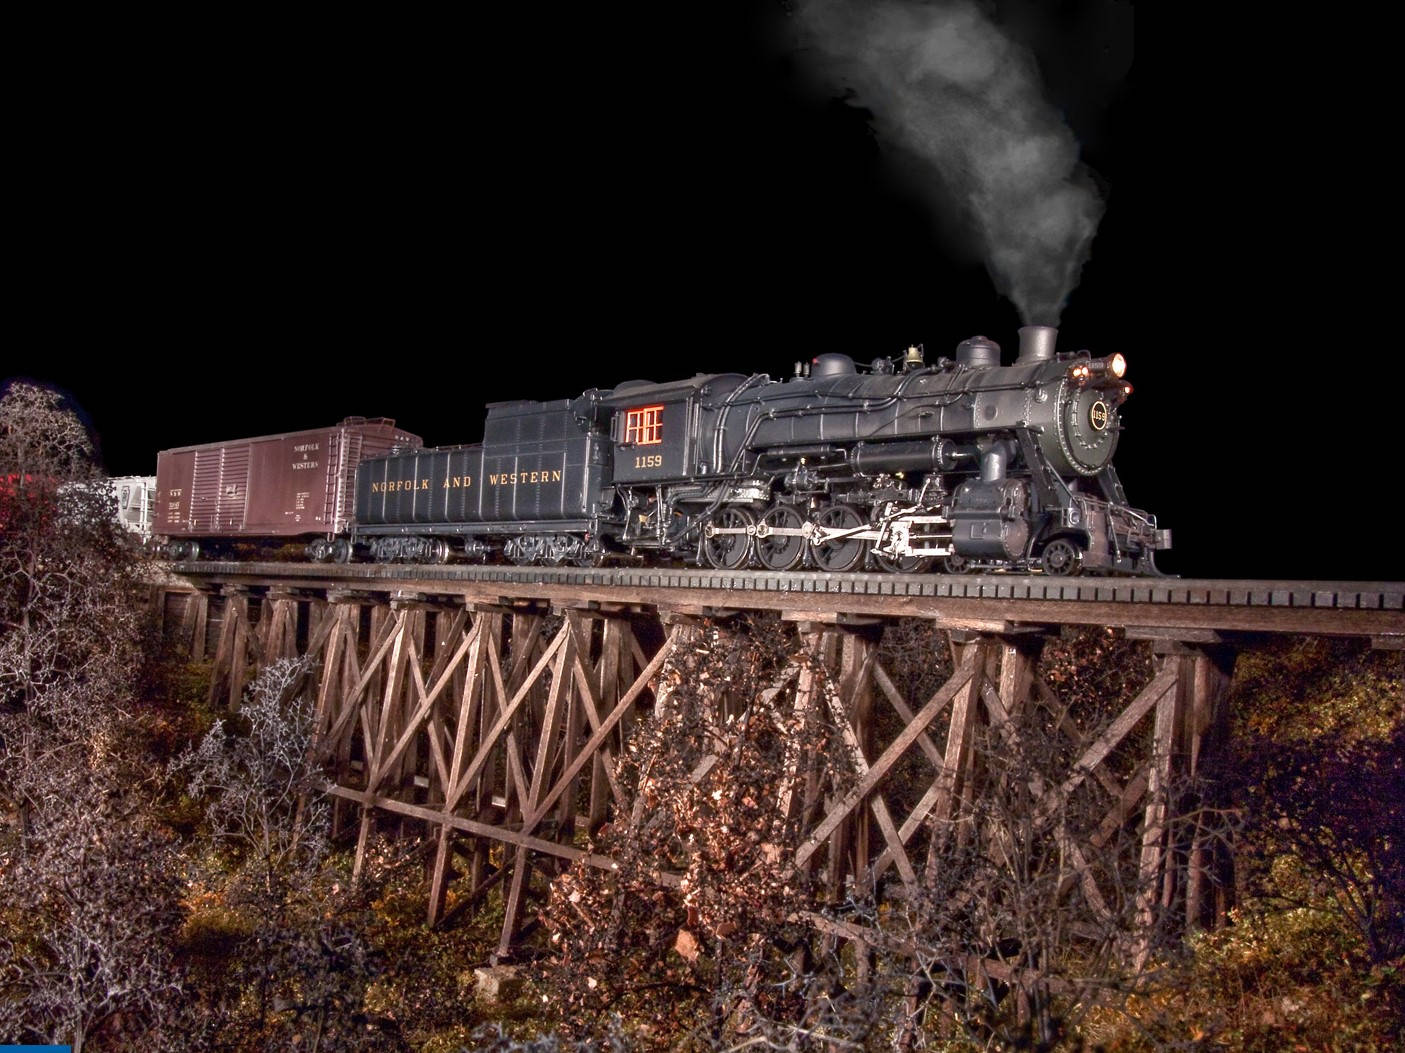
0;744;184;1052
174;657;330;899
538;617;1203;1050
0;379;97;483
0;380;146;721
172;661;406;1051
0;380;183;1051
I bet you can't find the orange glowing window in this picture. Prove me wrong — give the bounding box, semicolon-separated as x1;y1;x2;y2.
624;405;664;445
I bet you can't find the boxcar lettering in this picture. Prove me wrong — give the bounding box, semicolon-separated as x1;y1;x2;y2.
487;470;562;487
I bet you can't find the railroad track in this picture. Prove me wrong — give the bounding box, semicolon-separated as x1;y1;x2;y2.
168;563;1405;641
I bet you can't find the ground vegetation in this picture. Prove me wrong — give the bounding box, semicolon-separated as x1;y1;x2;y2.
0;378;1399;1049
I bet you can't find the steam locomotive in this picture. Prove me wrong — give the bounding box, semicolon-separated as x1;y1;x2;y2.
346;325;1168;576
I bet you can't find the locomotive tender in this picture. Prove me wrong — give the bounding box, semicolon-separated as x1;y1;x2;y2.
351;326;1168;576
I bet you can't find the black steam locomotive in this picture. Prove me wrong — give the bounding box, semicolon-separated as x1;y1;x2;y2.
351;326;1168;576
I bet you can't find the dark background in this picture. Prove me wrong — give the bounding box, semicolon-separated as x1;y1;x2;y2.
9;4;1398;581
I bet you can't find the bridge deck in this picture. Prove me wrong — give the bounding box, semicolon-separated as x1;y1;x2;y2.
168;562;1405;639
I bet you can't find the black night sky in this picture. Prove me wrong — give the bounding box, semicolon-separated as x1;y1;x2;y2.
10;4;1400;582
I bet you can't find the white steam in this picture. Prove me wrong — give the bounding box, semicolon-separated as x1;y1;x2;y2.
793;0;1104;325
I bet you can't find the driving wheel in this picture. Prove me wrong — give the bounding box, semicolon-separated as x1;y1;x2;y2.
703;507;754;569
809;504;865;572
755;504;805;571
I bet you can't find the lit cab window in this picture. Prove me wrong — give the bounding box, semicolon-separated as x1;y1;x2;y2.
624;405;664;445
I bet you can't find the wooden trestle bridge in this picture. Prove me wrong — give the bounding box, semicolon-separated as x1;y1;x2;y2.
156;563;1405;965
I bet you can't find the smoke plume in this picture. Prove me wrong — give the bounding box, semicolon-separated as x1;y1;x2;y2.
792;0;1104;326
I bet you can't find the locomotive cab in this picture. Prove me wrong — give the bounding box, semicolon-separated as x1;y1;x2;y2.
602;374;752;485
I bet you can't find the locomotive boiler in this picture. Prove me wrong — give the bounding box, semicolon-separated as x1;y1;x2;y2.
351;326;1168;576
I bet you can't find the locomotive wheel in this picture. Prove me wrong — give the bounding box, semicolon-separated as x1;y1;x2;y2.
1040;538;1083;577
755;505;805;571
703;507;754;570
809;504;866;573
874;552;934;574
942;554;971;574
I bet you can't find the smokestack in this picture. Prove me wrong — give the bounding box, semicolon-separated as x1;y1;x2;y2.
1017;325;1057;365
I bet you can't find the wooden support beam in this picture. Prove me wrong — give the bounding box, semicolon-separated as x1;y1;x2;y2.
797;649;978;869
522;627;675;837
1135;654;1187;965
498;629;575;958
207;587;251;711
925;639;989;854
325;783;682;888
179;590;210;660
819;648;918;894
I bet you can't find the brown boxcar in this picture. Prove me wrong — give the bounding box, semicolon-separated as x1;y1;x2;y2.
156;418;421;548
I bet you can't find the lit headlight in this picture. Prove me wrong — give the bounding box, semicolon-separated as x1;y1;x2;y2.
1068;354;1128;383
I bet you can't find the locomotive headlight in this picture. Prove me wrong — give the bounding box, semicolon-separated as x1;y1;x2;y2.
1068;355;1127;383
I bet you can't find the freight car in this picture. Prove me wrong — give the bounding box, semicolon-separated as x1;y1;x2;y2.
155;418;422;560
350;326;1168;576
110;475;156;541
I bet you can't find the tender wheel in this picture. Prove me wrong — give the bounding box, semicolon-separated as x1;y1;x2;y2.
755;505;805;571
874;552;934;574
943;554;971;575
809;504;866;573
1040;538;1083;577
332;538;352;564
428;538;451;564
574;535;605;568
703;507;754;570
